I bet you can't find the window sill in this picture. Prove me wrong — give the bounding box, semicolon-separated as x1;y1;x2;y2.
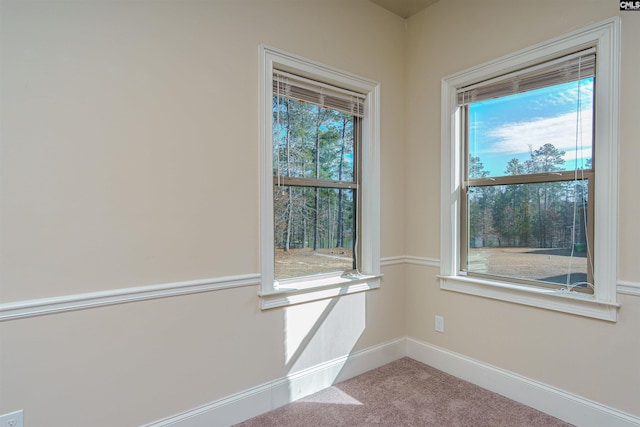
259;273;382;309
438;274;619;322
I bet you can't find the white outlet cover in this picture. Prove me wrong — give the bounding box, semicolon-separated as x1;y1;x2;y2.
0;410;24;427
435;315;444;333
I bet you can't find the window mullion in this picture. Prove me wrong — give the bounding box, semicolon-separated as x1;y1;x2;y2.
273;176;358;190
468;170;594;187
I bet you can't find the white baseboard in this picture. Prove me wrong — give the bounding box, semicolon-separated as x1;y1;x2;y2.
406;337;640;427
145;337;639;427
145;337;405;427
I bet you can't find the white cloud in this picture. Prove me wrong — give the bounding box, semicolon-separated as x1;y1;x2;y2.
485;109;592;156
539;84;593;108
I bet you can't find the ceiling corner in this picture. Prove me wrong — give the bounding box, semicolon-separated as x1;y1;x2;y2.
369;0;440;19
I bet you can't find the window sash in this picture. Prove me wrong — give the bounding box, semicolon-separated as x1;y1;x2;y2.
460;173;595;291
273;185;358;281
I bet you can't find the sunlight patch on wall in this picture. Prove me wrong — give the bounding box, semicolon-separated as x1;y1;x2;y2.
284;293;366;374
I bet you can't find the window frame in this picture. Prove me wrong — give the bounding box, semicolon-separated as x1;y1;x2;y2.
439;18;620;321
259;45;381;309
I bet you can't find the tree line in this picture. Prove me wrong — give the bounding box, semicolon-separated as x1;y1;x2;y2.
469;143;589;251
273;96;356;253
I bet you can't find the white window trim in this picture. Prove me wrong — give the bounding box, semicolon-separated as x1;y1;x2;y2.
259;45;381;309
439;18;620;321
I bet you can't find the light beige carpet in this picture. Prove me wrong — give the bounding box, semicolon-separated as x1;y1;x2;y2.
235;357;573;426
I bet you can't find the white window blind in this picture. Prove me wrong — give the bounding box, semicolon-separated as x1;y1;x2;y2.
457;48;595;105
273;70;365;117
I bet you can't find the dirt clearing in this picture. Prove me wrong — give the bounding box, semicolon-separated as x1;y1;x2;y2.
468;247;589;285
275;247;354;280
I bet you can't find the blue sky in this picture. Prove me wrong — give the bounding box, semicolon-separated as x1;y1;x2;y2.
468;78;594;177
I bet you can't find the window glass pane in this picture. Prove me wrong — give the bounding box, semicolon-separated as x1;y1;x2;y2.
468;78;593;179
274;186;356;280
466;180;590;289
273;96;355;182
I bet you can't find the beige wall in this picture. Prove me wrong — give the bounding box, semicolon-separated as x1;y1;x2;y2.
405;0;640;417
0;1;406;425
2;0;639;426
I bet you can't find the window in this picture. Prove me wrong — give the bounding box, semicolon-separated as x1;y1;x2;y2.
461;50;595;292
440;18;620;321
272;71;361;281
259;46;381;309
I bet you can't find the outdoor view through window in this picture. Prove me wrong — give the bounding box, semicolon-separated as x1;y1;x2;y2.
463;73;594;291
272;82;359;281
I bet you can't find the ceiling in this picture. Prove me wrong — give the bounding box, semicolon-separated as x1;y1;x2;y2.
369;0;440;18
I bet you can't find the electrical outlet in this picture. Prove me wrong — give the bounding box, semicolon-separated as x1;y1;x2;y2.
435;315;444;333
0;410;23;427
